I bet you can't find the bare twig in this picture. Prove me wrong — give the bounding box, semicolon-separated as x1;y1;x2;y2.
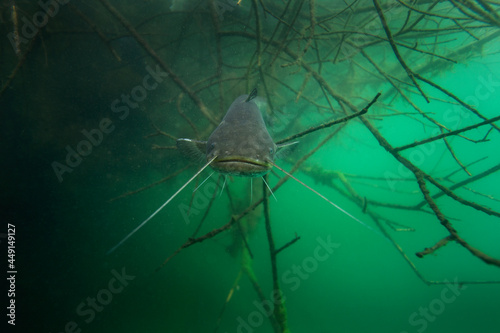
373;0;429;102
393;114;500;152
97;0;218;125
416;235;455;258
276;92;380;144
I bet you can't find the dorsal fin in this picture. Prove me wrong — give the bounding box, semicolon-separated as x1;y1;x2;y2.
245;88;257;102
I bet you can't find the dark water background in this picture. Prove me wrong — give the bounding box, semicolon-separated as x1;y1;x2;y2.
1;1;499;332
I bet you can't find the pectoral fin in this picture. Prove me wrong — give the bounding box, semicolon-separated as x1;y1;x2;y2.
276;141;299;159
177;138;207;161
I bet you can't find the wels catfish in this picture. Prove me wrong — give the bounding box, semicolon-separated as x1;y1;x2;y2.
107;89;376;255
177;88;281;177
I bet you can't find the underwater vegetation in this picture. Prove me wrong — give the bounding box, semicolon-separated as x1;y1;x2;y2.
1;0;500;332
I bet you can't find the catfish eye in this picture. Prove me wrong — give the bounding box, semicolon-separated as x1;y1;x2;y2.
269;148;274;155
209;143;215;151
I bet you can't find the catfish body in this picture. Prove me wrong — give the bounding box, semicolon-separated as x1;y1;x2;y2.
178;89;277;177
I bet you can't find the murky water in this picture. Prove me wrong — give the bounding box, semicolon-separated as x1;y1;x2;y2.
1;1;499;332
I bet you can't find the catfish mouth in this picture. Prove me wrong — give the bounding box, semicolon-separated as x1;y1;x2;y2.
210;156;271;176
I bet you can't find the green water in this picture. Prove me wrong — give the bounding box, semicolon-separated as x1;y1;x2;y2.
1;1;500;332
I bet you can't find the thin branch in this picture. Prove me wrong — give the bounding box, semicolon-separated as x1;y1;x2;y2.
276;92;380;144
360;116;500;266
443;135;471;176
97;0;218;125
69;3;122;62
0;29;39;98
108;165;190;202
274;233;301;255
394;114;500;152
416;235;455;258
415;170;500;267
373;0;429;102
416;163;500;208
262;174;289;332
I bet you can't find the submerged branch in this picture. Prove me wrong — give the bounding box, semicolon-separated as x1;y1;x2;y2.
416;235;455;258
360;116;500;268
394;114;500;152
97;0;218;125
372;0;429;102
276;93;381;144
262;174;289;332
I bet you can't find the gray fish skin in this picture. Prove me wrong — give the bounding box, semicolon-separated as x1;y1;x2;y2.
206;93;277;177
